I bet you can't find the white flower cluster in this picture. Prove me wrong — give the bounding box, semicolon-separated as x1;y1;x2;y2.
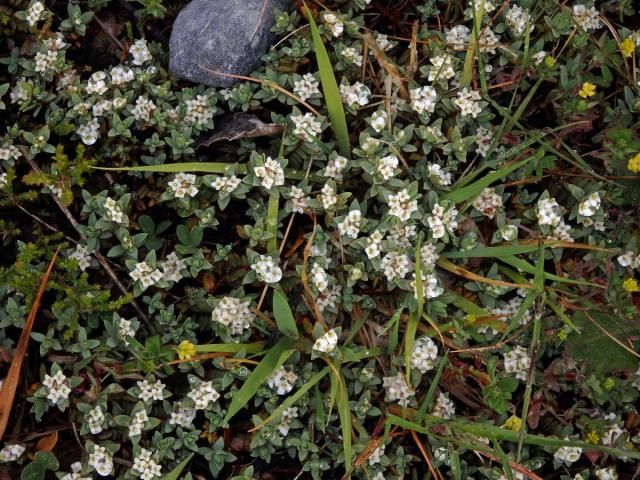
537;197;562;226
340;81;371;108
88;445;113;477
160;252;187;283
427;202;458;239
43;370;71;404
383;373;415;407
377;154;399;181
369;110;387;133
506;5;532;36
129;409;149;437
341;46;363;67
251;254;283;283
427;163;452;186
368;444;385;466
87;405;106;434
338;210;362;239
137;378;166;402
412;272;443;299
421;243;439;272
317;284;341;312
325;155;348;181
132;96;156;122
446;25;470;48
210;175;241;194
479;28;500;54
381;251;411;282
111;65;134;85
572;4;602;32
617;251;640;269
26;1;45;26
0;443;25;462
267;366;298;395
311;262;329;292
428;55;456;82
388;189;418;222
454;88;483;118
410;86;437;115
504;346;531;381
365;230;384;259
130;39;152;65
277;407;299;436
119;317;136;344
86;71;108;96
103;196;124;223
0;144;21;161
595;468;618;480
77;117;100;145
0;172;6;190
323;12;344;37
313;328;339;353
475;126;493;157
388;223;416;249
467;0;495;14
130;261;162;289
291;112;322;142
169;404;196;428
548;218;574;242
293;73;320;100
411;337;438;373
132;448;162;480
184;95;215;126
168;172;198;198
34;50;58;74
68;244;92;271
255;157;285;190
473;187;503;218
288;186;308;213
60;462;91;480
578;192;601;217
188;380;220;409
431;392;455;419
319;183;338;210
212;296;254;334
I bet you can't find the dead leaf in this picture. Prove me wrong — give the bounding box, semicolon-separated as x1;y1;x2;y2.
36;431;58;452
197;113;285;147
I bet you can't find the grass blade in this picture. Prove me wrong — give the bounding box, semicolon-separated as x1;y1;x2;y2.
92;162;247;174
272;289;299;338
303;3;350;157
443;244;540;259
162;453;194;480
223;337;296;423
267;192;279;252
194;342;265;354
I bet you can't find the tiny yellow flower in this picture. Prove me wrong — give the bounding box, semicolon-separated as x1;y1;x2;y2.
578;82;596;99
503;415;523;432
545;56;556;68
557;329;568;341
465;314;477;324
620;38;636;58
628;153;640;173
585;430;600;444
177;340;196;360
623;277;640;293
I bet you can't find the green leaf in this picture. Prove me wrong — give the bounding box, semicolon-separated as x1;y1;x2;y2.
162;453;194;480
266;192;279;253
303;3;350;157
21;452;59;480
272;289;299;338
195;342;265;354
223;337;296;423
92;162;247;174
443;244;540;259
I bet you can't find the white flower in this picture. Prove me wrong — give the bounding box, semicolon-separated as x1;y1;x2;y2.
383;373;415;407
0;444;25;462
69;244;92;271
504;346;531;381
475;126;493;157
169;404;197;428
277;407;299;436
168;172;198;198
411;337;438;373
288;186;308;213
578;191;601;217
160;252;187;283
595;468;618;480
132;448;162;480
111;65;134;85
369;110;387;133
341;46;363;67
313;328;339;353
479;27;500;54
311;262;329;292
291;112;322;142
426;163;452;186
130;39;153;65
365;231;383;259
0;173;6;190
427;202;458;239
60;462;91;480
88;445;113;477
340;81;371;108
323;12;344;37
212;297;254;334
137;378;166;402
377;155;399;181
533;51;547;65
132;96;156;122
324;155;348;181
184;95;215;126
130;261;162;289
77;117;100;146
87;406;106;434
454;88;483;118
251;255;283;283
473;187;502;218
410;86;438;115
119;318;136;344
421;243;439;271
188;381;220;410
467;0;495;14
446;25;470;48
549;219;573;242
381;251;411;282
537;197;562;226
0;144;22;162
267;367;298;395
317;284;341;312
210;175;241;194
319;183;338;210
573;4;602;32
428;55;456;82
388;189;418;222
293;73;320;101
26;1;45;27
602;424;624;445
413;272;444;299
368;444;385;465
254;157;285;190
34;50;57;74
42;370;71;404
337;210;362;239
86;71;108;96
617;251;637;268
506;5;532;36
432;392;455;419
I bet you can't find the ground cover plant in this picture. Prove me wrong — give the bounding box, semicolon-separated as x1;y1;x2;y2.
1;0;640;478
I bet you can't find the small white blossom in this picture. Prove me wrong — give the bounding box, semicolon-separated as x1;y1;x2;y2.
313;328;339;353
87;406;106;434
42;370;71;404
475;126;493;157
212;296;254;334
130;39;153;65
168;172;198;198
169;404;197;428
60;462;91;480
34;50;57;74
311;262;329;292
277;407;299;436
137;379;165;402
88;445;113;477
119;318;136;344
410;86;438;115
293;73;320;101
130;261;162;289
322;12;344;37
254;157;285;190
432;392;455;419
595;468;618;480
377;154;399;181
473;187;502;218
77;117;100;146
188;380;220;410
267;367;298;395
86;71;108;96
291;112;322;142
184;95;215;126
0;444;25;462
537;197;562;226
111;65;134;85
132;448;162;480
506;5;532;36
369;110;387;133
454;88;483;118
288;186;309;213
383;373;415;407
340;81;371;108
210;175;242;194
160;252;187;283
388;189;418;222
427;163;452;186
578;191;601;217
26;1;45;27
573;4;602;32
324;155;348;181
132;96;156;122
411;337;438;373
446;25;470;49
319;183;338;210
341;47;363;67
368;444;385;465
428;55;456;82
251;255;283;283
504;346;531;381
69;244;92;271
337;210;362;239
381;251;411;282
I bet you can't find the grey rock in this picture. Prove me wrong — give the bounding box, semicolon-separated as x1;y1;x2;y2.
169;0;290;87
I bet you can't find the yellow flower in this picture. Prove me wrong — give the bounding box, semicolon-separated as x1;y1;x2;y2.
621;38;636;58
578;82;596;98
585;430;600;444
623;277;640;293
628;153;640;173
177;340;196;360
503;415;523;432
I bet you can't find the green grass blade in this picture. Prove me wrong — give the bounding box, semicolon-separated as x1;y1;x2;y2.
267;192;279;252
336;370;353;476
405;239;423;380
223;337;296;423
448;290;489;316
443;244;540;259
92;162;247;174
161;453;194;480
415;353;448;422
272;289;299;338
461;0;483;87
499;255;600;287
195;342;265;354
303;3;350;157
